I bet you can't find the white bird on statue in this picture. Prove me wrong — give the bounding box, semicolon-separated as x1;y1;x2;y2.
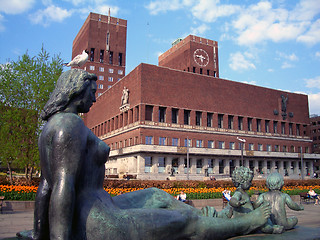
65;50;88;67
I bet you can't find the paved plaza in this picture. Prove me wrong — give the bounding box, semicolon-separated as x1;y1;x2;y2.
0;202;320;239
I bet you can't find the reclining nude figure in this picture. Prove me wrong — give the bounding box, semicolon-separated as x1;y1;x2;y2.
17;69;270;240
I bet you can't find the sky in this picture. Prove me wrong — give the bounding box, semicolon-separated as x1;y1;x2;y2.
1;0;320;115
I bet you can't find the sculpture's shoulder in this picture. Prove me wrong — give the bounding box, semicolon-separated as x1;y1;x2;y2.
42;113;88;142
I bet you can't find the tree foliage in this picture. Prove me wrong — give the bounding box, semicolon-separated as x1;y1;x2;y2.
0;47;63;183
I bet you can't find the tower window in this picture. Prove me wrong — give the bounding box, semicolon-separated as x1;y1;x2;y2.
90;48;95;62
118;53;123;66
109;51;113;64
100;50;104;63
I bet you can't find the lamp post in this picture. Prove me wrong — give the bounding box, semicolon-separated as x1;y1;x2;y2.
237;137;246;167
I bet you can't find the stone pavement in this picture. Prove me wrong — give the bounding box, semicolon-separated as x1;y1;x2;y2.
0;203;320;239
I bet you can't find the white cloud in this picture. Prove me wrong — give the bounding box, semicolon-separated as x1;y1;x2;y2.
309;92;320;115
276;51;299;61
229;51;256;71
30;5;72;26
281;62;294;69
191;0;240;22
305;76;320;89
190;24;210;35
289;0;320;22
145;0;188;15
297;19;320;45
0;14;5;32
316;52;320;58
0;0;35;14
232;1;309;46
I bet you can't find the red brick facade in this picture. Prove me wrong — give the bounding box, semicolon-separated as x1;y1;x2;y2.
83;34;317;180
72;12;127;96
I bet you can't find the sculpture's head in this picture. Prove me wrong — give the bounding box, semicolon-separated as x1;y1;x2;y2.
232;166;253;190
41;69;97;120
266;172;284;190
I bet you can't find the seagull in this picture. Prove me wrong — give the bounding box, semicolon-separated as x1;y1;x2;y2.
65;50;88;67
237;137;246;143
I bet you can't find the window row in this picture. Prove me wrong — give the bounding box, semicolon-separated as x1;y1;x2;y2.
143;136;310;153
90;48;123;66
145;105;308;136
183;67;217;77
97;67;123;75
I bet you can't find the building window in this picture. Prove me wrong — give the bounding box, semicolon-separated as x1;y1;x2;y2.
249;143;254;151
196;159;203;174
207;69;210;76
145;156;152;173
172;108;178;124
248;118;252;131
305;147;309;153
208;140;214;148
219;159;224;174
158;157;165;173
238;116;243;130
90;48;95;61
90;65;95;70
218;141;225;149
109;51;113;64
228;115;234;129
267;144;271;152
98;76;104;80
196;140;203;148
218;114;224;128
290;145;295;152
100;50;104;63
258;144;263;151
99;67;104;72
207;113;213;127
184;110;190;125
145;105;153;121
275;145;279;152
118;53;123;66
229;142;235;150
273;121;278;133
159;137;166;146
200;68;203;74
289;123;293;135
282;145;287;152
98;84;103;89
193;67;196;73
281;122;285;134
296;124;300;136
108;77;113;82
172;138;178;146
159;107;166;123
108;85;111;89
196;111;202;126
265;120;270;133
118;69;123;75
109;68;114;73
98;93;102;97
145;136;153;145
257;119;261;132
184;138;191;147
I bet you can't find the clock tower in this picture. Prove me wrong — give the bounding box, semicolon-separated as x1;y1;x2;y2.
158;35;219;78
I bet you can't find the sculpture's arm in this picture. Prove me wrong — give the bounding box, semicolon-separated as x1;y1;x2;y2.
253;194;264;209
229;191;245;207
48;116;87;240
285;193;304;211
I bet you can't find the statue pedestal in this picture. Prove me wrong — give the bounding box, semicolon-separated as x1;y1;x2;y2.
169;176;176;180
203;177;210;181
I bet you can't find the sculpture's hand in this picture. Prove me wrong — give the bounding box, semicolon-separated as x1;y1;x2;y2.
239;200;247;205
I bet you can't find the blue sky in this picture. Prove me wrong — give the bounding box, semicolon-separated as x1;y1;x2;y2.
1;0;320;115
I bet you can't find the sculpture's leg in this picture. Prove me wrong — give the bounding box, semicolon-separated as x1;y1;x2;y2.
192;203;271;239
284;216;298;230
16;177;51;240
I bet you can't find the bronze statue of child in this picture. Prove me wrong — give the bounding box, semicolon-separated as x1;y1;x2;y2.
253;172;304;234
229;166;255;218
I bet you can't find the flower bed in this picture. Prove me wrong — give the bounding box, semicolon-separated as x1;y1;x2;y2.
1;183;319;201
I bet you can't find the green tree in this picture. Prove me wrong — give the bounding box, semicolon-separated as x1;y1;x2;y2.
0;47;63;183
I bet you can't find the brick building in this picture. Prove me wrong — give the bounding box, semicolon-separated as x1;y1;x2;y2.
71;12;127;97
310;115;320;173
84;34;319;180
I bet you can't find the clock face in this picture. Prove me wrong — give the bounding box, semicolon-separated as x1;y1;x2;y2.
193;49;209;67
